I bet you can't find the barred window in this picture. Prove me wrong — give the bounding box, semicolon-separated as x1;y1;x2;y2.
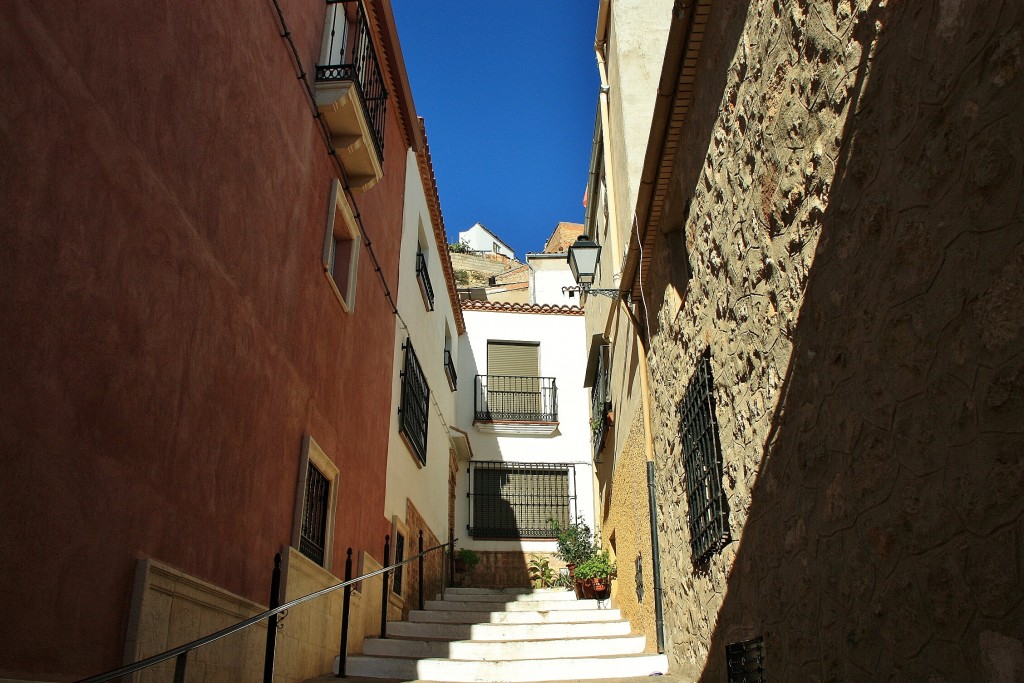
399;340;429;464
679;348;730;565
468;462;575;539
300;463;331;566
726;636;766;683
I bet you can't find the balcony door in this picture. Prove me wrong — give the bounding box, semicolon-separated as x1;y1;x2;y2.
487;341;541;418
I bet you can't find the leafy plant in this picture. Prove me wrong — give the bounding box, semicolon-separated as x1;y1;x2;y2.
448;239;472;254
573;550;616;580
455;548;480;568
527;555;556;588
553;569;574;590
549;518;597;566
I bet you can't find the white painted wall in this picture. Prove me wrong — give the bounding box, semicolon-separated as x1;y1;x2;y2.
384;150;460;540
458;223;515;260
526;254;578;306
454;307;595;553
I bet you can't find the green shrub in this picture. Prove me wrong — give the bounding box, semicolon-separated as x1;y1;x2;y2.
573;550;616;580
549;518;597;566
527;555;556;588
455;548;480;567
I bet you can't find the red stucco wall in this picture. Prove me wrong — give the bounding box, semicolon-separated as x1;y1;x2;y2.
0;1;404;678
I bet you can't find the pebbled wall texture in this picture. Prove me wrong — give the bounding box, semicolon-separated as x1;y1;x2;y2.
641;0;1024;680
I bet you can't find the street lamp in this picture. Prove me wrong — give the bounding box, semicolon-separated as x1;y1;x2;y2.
563;235;623;300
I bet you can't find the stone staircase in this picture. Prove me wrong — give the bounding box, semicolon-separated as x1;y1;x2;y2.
335;587;668;682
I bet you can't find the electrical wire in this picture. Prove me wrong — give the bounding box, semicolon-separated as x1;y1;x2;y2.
268;1;467;452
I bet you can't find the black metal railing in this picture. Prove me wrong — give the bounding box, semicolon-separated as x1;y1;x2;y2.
316;0;387;161
416;252;434;310
400;341;429;464
474;375;557;422
444;349;457;390
76;533;457;683
468;461;575;539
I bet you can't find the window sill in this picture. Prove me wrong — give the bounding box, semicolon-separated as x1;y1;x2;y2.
324;270;353;313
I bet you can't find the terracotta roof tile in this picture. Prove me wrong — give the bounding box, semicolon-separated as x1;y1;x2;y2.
460;300;584;316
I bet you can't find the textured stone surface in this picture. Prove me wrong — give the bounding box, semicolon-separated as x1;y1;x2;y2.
637;0;1024;680
599;411;659;655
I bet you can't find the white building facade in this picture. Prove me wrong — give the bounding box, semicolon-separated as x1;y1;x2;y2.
383;146;464;611
457;222;516;260
453;300;596;585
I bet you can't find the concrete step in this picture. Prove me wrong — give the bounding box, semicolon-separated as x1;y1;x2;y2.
425;598;601;612
409;607;623;624
362;633;646;660
341;652;670;681
386;619;632;641
441;588;578;602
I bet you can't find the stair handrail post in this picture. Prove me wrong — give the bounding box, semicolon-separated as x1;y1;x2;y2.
263;552;282;683
380;534;390;639
173;652;188;683
337;548;353;678
418;529;425;611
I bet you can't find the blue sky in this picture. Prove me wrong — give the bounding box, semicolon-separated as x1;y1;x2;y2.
391;1;599;258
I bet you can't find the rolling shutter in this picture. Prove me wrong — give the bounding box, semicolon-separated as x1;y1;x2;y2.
487;342;539;377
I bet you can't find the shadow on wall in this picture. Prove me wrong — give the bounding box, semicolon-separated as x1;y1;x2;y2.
673;1;1024;680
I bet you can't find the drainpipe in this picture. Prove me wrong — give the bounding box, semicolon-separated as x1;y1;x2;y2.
637;332;666;653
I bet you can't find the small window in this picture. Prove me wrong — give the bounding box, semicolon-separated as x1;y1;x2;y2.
726;636;766;683
679;348;730;565
322;179;360;312
399;340;429;464
443;322;457;391
291;436;340;569
416;247;435;311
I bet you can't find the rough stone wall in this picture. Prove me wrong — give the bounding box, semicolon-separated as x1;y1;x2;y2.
642;0;1024;680
600;411;658;653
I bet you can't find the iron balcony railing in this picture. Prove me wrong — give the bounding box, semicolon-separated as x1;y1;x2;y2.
416;252;434;310
444;349;457;390
316;0;388;161
474;375;557;422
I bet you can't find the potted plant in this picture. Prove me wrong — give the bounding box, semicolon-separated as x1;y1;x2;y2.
454;548;480;573
527;555;556;589
549;519;597;571
573;550;616;598
549;519;598;598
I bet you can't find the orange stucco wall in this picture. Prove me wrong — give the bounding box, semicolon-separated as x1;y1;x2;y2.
0;1;405;679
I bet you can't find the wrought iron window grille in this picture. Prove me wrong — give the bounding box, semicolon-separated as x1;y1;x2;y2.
590;344;611;457
299;464;331;566
444;349;457;391
399;341;429;464
679;347;731;565
635;554;644;603
726;636;766;683
474;375;558;422
316;0;388;161
468;461;576;539
416;251;434;310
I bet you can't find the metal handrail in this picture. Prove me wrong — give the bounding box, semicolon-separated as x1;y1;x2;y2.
76;537;457;683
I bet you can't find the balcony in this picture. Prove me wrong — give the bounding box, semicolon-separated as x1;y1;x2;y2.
416;251;434;310
474;375;558;435
444;349;457;391
315;0;387;192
